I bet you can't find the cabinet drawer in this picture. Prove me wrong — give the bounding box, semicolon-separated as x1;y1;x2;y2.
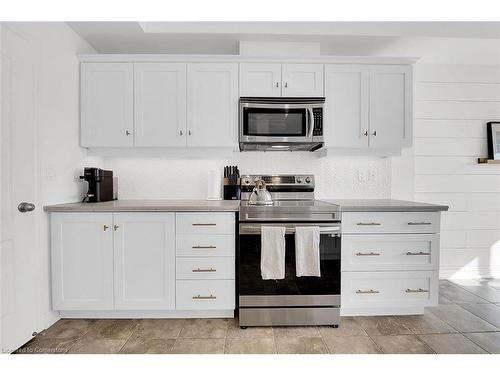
176;234;234;257
176;280;235;310
341;271;438;309
176;257;235;280
176;212;235;234
342;212;440;234
342;234;439;271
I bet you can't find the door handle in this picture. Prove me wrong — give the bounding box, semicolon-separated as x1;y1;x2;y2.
192;294;217;300
18;202;35;213
307;108;314;138
355;252;381;256
192;268;217;273
406;251;431;256
355;289;380;294
405;288;429;293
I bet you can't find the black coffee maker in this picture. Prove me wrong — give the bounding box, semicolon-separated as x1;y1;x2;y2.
80;167;114;203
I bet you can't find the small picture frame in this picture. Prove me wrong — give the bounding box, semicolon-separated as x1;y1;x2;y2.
487;121;500;160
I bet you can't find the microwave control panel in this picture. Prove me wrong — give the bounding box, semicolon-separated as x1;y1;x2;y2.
313;108;323;136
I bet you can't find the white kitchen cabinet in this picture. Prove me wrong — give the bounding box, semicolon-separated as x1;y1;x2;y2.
324;65;369;148
341;210;441;316
134;63;187;147
187;63;238;148
51;213;114;310
281;63;324;97
239;63;323;97
324;64;412;150
369;65;412;148
239;63;281;97
113;213;176;310
81;63;134;147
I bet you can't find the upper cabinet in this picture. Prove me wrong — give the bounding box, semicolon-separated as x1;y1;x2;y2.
239;63;324;97
324;64;412;150
187;63;239;148
81;63;134;147
134;63;187;147
239;63;281;97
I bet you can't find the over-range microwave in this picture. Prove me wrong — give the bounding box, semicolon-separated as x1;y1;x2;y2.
239;97;325;152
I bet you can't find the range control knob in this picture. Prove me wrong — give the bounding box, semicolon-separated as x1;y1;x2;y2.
243;177;251;185
296;177;302;183
305;177;311;184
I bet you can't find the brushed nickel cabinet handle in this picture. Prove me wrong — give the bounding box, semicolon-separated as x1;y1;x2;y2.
355;252;381;256
405;288;429;293
284;82;288;88
363;131;368;136
407;222;432;226
114;224;119;231
192;294;217;300
406;251;431;256
192;223;217;226
356;289;380;294
192;268;216;273
372;130;377;136
103;224;109;231
275;82;279;88
125;130;131;136
192;245;217;249
356;222;381;226
179;129;184;136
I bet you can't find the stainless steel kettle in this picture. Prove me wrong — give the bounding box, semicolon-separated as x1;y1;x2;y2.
248;179;274;206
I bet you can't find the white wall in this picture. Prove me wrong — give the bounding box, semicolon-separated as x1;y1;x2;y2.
412;63;500;279
5;22;100;329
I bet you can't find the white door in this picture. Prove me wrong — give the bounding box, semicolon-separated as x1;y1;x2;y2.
1;25;43;352
51;213;114;310
113;213;175;310
134;63;187;147
369;65;412;148
239;63;281;97
80;62;133;147
187;63;238;148
281;63;324;97
324;64;369;148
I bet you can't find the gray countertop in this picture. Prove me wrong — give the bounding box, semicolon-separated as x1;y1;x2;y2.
321;199;449;212
44;198;448;213
44;199;240;212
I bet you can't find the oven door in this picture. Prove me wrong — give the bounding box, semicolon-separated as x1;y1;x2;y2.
240;102;314;143
238;222;341;306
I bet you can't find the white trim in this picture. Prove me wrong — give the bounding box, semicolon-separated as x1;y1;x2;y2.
341;306;424;316
78;54;419;65
59;309;235;319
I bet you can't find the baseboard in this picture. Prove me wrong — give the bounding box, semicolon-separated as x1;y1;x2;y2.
59;310;235;319
440;266;500;280
341;306;424;316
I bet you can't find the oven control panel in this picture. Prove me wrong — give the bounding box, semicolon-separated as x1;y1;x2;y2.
241;175;315;187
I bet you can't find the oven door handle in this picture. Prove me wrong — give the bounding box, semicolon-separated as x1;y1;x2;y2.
307;107;314;138
239;225;340;235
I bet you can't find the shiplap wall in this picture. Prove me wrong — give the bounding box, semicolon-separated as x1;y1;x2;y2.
414;63;500;279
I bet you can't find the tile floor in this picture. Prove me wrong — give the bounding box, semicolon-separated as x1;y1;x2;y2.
14;279;500;354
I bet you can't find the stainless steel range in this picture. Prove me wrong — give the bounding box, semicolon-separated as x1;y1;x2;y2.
238;174;341;327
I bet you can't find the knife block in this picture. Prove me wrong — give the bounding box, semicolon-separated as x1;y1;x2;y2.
223;179;241;200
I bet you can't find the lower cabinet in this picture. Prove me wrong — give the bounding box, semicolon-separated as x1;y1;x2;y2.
113;213;175;310
51;213;114;310
50;211;235;315
340;211;441;316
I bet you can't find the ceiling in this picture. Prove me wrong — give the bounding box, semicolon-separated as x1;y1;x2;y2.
67;22;500;54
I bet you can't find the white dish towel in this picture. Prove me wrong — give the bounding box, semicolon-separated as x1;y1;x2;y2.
260;226;286;280
295;226;321;277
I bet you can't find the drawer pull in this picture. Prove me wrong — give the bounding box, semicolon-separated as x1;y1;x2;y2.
406;251;431;256
192;245;217;249
356;222;381;226
355;252;381;256
192;268;217;273
356;289;380;294
192;294;217;300
192;223;217;226
405;288;429;293
407;222;432;226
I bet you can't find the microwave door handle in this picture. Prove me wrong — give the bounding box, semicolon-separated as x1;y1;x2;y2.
307;108;314;138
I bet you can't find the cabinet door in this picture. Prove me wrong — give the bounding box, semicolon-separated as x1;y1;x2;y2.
81;63;133;147
113;213;175;310
239;63;281;97
369;65;412;148
51;213;114;310
281;63;324;97
134;63;187;147
324;65;369;148
187;63;238;148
